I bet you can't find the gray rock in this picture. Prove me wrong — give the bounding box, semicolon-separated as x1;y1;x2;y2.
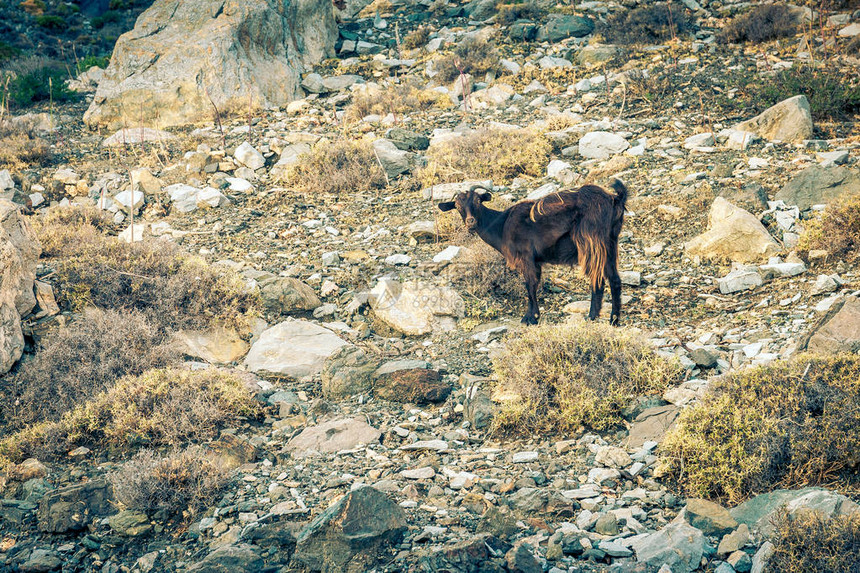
249;272;321;314
386;127;429;151
686;198;779;263
286;417;381;457
19;549;62;573
750;541;774;573
38;480;113;533
372;139;410;179
731;487;860;536
802;296;860;354
244;319;349;378
0;170;15;190
234;142;265;170
734;95;813;143
505;543;541;573
594;512;619;535
626;405;679;449
631;521;706;573
83;0;336;129
0;201;40;375
321;345;379;399
538;14;594;42
728;550;752;572
683;498;738;536
538;56;573;69
775;165;860;210
718;524;750;556
186;544;263;572
294;486;407;571
718;268;763;294
689;347;718;368
369;278;464;336
578;132;630;160
108;510;152;536
321;74;363;92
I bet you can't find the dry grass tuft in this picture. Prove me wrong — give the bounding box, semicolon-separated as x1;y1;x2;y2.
491;322;685;434
0;119;51;169
110;447;230;518
717;3;800;44
495;0;543;24
282;139;387;194
769;509;860;573
435;36;502;84
2;308;177;429
0;368;264;464
347;82;450;121
33;205;259;331
601;3;693;44
420;128;552;186
799;193;860;259
662;354;860;503
401;26;431;50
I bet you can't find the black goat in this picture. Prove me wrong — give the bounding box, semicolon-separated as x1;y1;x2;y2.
438;180;628;325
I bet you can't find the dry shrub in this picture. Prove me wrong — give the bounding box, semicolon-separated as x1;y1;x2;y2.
0;119;51;169
769;510;860;573
32;204;112;257
495;0;543;24
435;36;501;84
662;354;860;503
718;3;800;44
601;3;694;44
33;206;259;331
3;308;177;428
0;368;264;463
401;26;431;50
347;82;449;121
110;447;229;518
799;194;860;258
420;128;552;186
491;322;685;434
282;139;387;193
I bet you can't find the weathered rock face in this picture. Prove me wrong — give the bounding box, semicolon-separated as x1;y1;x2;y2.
774;165;860;210
685;197;779;263
37;480;113;533
803;296;860;354
0;201;41;375
294;486;407;572
186;544;264;572
243;319;349;378
321;346;379;399
83;0;336;129
631;521;705;573
369;278;464;336
730;487;860;537
286;418;381;457
734;95;813;143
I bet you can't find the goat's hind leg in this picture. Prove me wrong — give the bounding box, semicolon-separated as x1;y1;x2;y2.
587;277;605;322
606;256;622;326
521;262;542;325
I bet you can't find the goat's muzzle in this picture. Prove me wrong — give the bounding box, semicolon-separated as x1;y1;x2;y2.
465;216;477;231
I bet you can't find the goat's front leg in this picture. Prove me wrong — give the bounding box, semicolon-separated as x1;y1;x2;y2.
521;262;541;325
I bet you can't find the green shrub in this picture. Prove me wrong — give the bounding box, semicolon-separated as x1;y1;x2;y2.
495;0;543;24
601;3;694;44
754;66;860;122
718;3;799;44
0;41;20;61
435;36;501;84
35;15;65;29
7;66;77;108
110;447;229;518
420;127;552;186
0;368;264;463
76;54;110;74
2;308;178;429
33;206;260;331
490;322;685;434
769;510;860;573
662;354;860;503
282;139;387;193
91;10;121;28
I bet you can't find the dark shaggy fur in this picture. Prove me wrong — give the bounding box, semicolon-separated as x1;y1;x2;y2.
439;180;628;325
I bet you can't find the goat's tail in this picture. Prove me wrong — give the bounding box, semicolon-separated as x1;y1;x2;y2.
610;178;628;223
574;229;608;291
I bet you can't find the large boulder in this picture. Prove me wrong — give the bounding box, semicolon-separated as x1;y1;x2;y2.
630;521;706;573
186;544;264;572
285;417;381;457
0;201;40;375
369;278;464;336
801;296;860;354
730;487;860;536
733;95;813;143
37;480;113;533
294;486;407;572
774;165;860;210
83;0;336;129
243;319;349;378
685;197;780;263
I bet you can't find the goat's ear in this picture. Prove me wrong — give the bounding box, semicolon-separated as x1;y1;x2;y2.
438;201;456;212
479;192;492;202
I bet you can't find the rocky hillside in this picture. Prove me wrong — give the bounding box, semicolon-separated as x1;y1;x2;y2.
1;0;860;572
